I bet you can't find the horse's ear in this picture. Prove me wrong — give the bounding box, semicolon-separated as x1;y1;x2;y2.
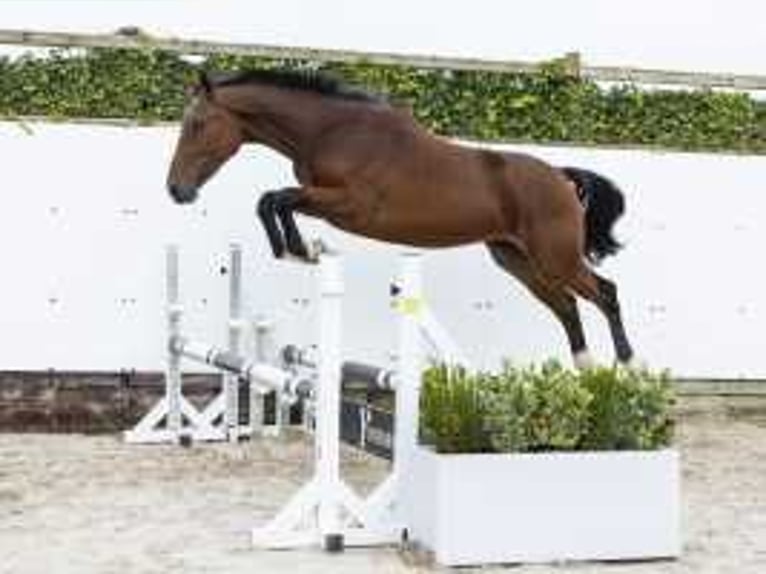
187;70;213;99
198;70;213;95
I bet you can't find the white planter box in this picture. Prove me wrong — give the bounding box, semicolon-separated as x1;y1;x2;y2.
406;446;680;567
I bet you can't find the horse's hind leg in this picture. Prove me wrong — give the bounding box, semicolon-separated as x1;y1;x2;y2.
486;241;593;368
568;264;634;364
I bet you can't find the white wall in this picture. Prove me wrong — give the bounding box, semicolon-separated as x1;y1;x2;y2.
0;121;764;378
2;0;766;76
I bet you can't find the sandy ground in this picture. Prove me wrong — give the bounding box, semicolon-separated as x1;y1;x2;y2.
0;397;765;574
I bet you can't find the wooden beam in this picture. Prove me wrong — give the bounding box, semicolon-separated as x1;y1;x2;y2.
0;28;544;74
3;27;766;91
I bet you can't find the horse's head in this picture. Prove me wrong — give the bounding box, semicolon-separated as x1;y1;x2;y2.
166;72;244;204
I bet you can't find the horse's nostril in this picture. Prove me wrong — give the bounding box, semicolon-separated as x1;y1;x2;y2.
168;184;197;204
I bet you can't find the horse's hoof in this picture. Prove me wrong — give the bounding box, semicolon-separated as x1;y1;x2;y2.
280;239;335;264
306;238;336;261
573;350;595;370
622;356;649;371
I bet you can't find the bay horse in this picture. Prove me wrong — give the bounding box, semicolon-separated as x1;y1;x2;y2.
166;69;633;366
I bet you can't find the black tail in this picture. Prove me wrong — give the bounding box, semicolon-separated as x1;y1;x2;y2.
561;166;626;264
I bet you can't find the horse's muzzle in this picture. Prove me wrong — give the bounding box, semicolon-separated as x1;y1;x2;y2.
168;184;198;204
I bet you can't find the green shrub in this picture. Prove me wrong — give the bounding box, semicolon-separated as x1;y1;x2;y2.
483;361;591;452
420;365;490;453
1;48;765;153
579;366;675;451
419;361;674;454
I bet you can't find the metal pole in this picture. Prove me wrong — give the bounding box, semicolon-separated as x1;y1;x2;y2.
225;244;243;442
166;245;183;442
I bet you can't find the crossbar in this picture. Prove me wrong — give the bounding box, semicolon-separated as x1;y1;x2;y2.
341;361;396;391
170;335;290;395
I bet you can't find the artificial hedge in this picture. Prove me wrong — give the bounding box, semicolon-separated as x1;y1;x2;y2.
1;47;765;153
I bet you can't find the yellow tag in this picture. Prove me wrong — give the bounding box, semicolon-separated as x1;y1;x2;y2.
394;297;424;315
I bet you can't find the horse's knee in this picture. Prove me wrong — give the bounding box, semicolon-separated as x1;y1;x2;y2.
256;192;276;219
485;242;508;268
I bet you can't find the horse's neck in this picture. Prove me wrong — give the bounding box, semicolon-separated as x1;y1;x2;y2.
220;87;330;162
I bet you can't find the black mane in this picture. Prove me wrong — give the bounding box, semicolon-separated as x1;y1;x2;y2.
209;68;386;104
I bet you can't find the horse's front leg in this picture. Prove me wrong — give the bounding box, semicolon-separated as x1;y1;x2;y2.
271;187;312;260
258;187;328;263
256;191;288;258
262;184;367;262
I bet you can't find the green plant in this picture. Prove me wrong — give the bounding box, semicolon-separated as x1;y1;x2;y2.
579;366;675;450
1;47;765;153
483;361;591;452
419;365;490;453
419;361;674;454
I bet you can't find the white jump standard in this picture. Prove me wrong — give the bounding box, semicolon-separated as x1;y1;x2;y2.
251;252;463;552
125;244;291;445
251;253;404;551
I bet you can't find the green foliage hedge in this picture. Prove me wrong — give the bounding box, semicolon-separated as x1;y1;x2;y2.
1;47;765;152
420;361;675;454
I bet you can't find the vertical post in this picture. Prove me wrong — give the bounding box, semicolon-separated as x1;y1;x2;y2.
166;245;183;442
561;51;582;77
316;253;344;550
252;315;273;435
393;252;423;526
225;244;243;442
